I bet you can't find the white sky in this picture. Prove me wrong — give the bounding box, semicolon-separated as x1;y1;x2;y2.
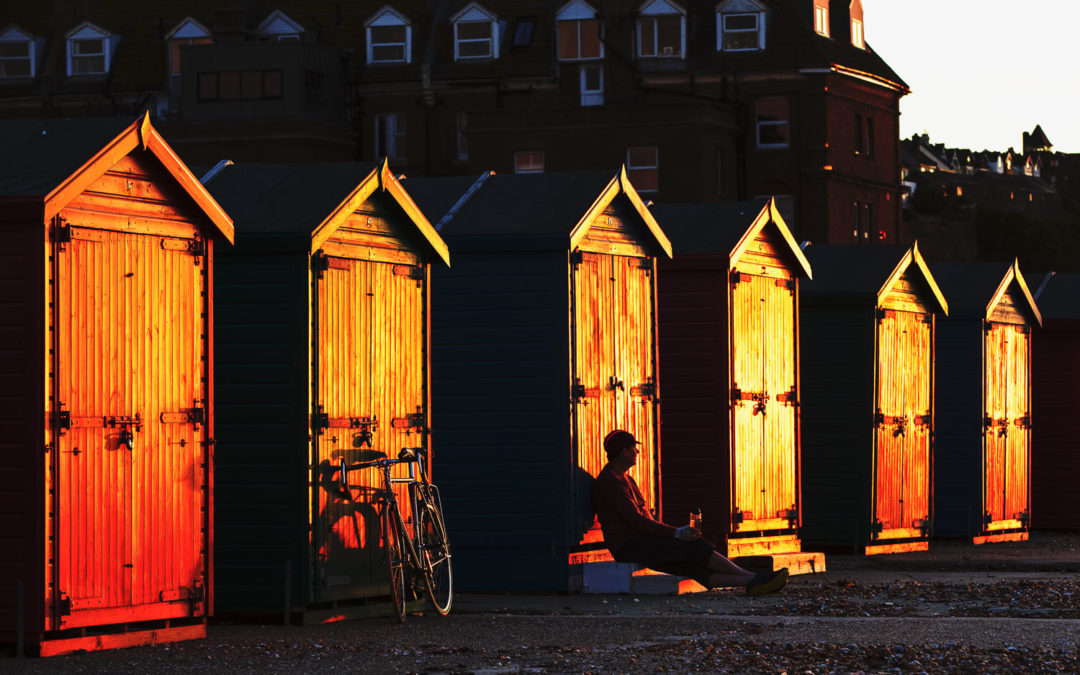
862;0;1078;154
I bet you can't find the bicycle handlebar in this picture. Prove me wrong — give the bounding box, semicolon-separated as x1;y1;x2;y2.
338;447;427;493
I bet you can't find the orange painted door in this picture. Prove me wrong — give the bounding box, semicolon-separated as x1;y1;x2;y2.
312;256;424;601
984;323;1030;529
53;226;207;630
731;275;798;532
572;253;658;539
873;310;932;539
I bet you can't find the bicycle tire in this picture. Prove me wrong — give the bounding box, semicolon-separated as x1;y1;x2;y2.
416;489;453;615
382;504;408;623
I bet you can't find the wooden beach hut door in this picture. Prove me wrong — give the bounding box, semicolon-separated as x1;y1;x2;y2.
872;309;933;540
572;251;658;541
730;273;798;533
312;253;424;601
983;323;1031;530
52;224;208;629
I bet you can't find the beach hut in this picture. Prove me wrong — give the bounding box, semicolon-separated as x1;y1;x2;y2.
931;261;1041;543
0;114;234;656
1031;272;1080;530
204;161;448;621
800;243;947;554
406;168;672;591
652;199;822;573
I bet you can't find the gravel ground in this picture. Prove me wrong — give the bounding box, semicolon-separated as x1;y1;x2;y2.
5;533;1080;673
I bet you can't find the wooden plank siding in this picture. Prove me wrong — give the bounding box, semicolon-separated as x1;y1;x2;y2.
430;251;572;592
50;157;212;629
213;247;310;612
0;224;46;642
931;263;1037;541
655;201;808;552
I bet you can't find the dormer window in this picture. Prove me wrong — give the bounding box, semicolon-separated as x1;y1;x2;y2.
452;3;499;61
849;0;864;48
66;22;116;76
0;26;36;78
165;18;212;76
637;0;685;59
557;1;602;61
716;0;766;52
257;10;304;41
813;0;829;37
366;6;412;64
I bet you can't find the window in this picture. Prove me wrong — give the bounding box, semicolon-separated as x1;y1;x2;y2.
852;201;862;242
637;0;685;59
514;151;544;173
66;23;113;76
457;111;468;160
580;64;603;106
755;97;789;148
197;70;282;100
813;0;829;36
557;1;602;61
855;114;872;157
452;3;499;60
627;146;659;192
366;7;411;64
256;10;304;40
849;0;864;48
166;18;212;76
375;113;407;161
716;0;766;51
0;27;35;78
511;18;535;47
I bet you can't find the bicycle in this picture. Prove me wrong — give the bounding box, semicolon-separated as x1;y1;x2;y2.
339;447;453;622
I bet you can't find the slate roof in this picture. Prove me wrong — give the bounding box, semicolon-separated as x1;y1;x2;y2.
649;199;770;255
406;170;615;237
929;261;1018;319
1034;272;1080;320
0;116;134;196
203;162;381;234
801;243;911;300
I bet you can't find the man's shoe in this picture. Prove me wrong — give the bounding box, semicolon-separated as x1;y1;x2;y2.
745;567;789;596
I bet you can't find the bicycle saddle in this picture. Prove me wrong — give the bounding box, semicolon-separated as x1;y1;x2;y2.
398;447;421;461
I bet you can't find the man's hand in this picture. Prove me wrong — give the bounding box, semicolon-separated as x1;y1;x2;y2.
674;526;701;541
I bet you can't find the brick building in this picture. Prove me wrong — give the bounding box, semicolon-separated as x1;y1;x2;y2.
1;0;908;243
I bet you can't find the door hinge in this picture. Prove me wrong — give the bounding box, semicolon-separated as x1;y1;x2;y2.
392;264;424;281
730;270;741;286
774;278;795;291
391;412;426;432
52;406;71;434
1014;414;1031;429
311;251;329;278
57;592;72;617
630;379;657;400
775;388;798;405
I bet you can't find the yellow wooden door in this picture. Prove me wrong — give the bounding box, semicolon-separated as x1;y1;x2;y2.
731;274;766;529
54;226;206;629
762;278;798;529
1005;326;1031;524
312;256;424;601
985;323;1031;529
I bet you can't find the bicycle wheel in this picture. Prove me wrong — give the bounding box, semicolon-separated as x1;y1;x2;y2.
382;505;408;623
416;490;453;615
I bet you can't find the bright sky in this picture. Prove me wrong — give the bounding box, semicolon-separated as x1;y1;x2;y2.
863;0;1078;154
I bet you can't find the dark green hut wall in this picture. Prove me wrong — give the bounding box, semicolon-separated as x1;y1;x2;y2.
799;302;875;549
933;319;984;538
213;244;311;612
431;249;571;592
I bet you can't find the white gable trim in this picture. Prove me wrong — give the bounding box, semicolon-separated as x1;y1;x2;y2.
166;17;211;40
716;0;767;12
366;5;410;28
640;0;685;16
65;21;108;40
256;10;305;36
0;25;33;42
557;0;599;21
451;2;497;24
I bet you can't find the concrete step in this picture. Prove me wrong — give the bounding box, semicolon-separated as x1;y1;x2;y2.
581;562;706;595
732;550;827;576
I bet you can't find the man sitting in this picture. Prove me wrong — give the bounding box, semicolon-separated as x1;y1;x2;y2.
591;429;788;595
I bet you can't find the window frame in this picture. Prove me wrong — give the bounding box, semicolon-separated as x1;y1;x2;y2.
514;150;545;174
375;112;408;161
850;18;864;49
365;7;412;64
165;18;213;77
626;146;660;193
556;1;603;61
256;10;305;41
813;2;829;37
636;0;685;59
755;97;789;149
579;64;604;106
452;3;499;61
715;0;766;52
0;27;36;79
66;23;112;76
